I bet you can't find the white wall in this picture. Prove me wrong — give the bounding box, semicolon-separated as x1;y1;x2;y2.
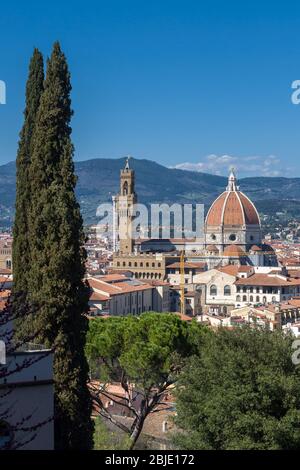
0;350;54;450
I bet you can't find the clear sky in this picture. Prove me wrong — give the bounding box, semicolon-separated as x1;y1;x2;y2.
1;0;300;177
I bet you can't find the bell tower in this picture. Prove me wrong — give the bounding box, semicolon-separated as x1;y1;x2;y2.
115;157;137;255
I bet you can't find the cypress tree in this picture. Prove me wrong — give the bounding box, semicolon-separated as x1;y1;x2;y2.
29;42;93;449
13;49;44;295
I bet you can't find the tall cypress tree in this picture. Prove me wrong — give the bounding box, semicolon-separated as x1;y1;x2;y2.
13;49;44;294
29;42;93;449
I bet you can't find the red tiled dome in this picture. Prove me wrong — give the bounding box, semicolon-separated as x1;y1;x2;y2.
206;244;219;252
223;245;246;256
206;171;260;227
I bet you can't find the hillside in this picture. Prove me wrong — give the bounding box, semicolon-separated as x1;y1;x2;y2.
1;157;300;227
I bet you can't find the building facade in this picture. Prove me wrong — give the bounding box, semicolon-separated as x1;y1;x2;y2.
112;162;278;274
0;349;54;450
88;274;171;316
0;241;12;270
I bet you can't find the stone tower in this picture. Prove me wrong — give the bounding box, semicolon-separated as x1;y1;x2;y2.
115;157;137;255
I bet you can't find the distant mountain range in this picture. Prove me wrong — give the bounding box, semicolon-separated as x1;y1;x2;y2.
1;157;300;228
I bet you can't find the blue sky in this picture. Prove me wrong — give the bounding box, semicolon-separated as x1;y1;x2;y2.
1;0;300;177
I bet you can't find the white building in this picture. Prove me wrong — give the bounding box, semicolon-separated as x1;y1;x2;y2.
0;348;54;450
234;272;300;306
193;264;300;311
88;274;170;316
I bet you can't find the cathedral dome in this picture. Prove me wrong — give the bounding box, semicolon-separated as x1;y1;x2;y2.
223;245;246;256
206;244;219;252
205;170;260;228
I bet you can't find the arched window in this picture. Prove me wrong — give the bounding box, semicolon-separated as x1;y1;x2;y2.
123;181;128;195
250;295;253;302
263;296;267;304
210;284;217;296
256;295;260;302
224;285;231;296
243;295;247;302
236;295;241;302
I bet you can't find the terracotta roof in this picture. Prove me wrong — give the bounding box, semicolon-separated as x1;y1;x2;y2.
167;262;206;269
88;277;154;295
286;270;300;278
287;298;300;307
88;278;121;295
206;192;227;226
262;302;297;312
0;268;12;275
113;282;153;293
218;265;253;276
206;189;260;227
238;192;260;225
283;259;300;266
90;292;109;301
217;265;240;276
250;245;262;252
223;245;246;256
235;273;300;287
206;245;219;252
0;290;11;299
238;266;254;272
